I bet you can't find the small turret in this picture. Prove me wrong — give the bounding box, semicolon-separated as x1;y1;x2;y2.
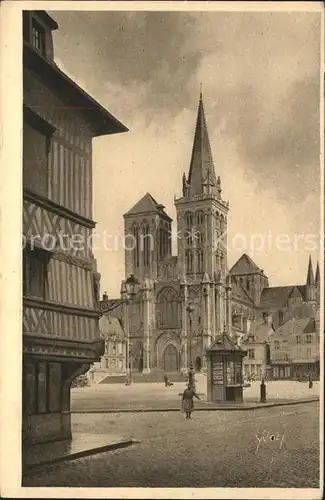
306;255;315;286
305;255;316;302
182;172;190;197
216;176;222;199
315;261;320;287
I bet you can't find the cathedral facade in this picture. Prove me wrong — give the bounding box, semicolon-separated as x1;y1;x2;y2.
104;93;320;376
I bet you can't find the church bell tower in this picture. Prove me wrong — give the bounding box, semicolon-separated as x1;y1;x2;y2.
175;90;232;371
175;90;229;286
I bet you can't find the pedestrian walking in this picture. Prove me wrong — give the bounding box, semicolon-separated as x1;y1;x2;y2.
308;374;313;389
181;383;200;419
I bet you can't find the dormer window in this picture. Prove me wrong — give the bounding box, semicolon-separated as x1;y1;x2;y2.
32;19;45;54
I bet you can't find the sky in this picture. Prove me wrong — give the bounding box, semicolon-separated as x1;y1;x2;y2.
50;8;321;299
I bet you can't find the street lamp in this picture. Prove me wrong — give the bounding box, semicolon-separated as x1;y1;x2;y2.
124;273;139;386
260;341;270;403
186;303;195;389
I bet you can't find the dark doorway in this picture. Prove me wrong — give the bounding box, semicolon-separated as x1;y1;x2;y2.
164;344;178;372
195;356;202;372
132;342;143;372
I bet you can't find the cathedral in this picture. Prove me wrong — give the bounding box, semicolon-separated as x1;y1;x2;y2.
103;92;320;376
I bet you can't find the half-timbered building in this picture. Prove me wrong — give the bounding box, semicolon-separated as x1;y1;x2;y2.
22;10;127;444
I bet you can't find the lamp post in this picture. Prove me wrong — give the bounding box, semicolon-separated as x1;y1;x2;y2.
186;303;195;389
124;273;138;386
260;341;270;403
111;333;118;372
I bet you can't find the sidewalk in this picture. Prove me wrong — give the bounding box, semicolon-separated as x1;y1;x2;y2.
23;432;139;471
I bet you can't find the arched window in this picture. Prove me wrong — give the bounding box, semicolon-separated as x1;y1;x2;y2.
197;250;204;273
159;227;163;259
215;213;220;229
133;225;139;268
164;228;168;257
185;230;191;248
196;210;204;226
197;232;204;246
157;288;179;328
185;212;193;229
186;250;193;273
143;224;150;267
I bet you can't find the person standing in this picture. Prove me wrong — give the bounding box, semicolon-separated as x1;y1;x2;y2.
181;383;200;419
308;373;313;389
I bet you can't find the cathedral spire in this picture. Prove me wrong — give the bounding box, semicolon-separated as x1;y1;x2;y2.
306;255;315;286
187;90;217;196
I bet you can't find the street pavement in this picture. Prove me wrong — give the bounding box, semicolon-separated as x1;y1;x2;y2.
71;378;320;411
23;401;320;488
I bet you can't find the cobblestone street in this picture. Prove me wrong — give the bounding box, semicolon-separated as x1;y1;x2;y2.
23;402;320;488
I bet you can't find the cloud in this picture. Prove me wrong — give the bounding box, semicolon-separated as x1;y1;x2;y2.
49;9;321;297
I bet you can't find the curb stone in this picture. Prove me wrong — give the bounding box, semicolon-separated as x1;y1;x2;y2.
72;397;319;414
23;438;140;472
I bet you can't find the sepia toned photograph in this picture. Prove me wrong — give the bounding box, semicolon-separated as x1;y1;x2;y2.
1;1;323;496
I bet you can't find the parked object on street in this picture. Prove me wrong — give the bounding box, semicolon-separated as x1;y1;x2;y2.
181;384;201;419
260;378;267;403
164;374;174;387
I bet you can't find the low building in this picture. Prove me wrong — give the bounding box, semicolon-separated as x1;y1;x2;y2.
240;314;274;380
269;325;291;380
269;312;320;380
290;315;320;379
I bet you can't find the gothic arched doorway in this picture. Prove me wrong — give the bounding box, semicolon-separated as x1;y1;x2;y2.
164;344;178;372
195;356;202;372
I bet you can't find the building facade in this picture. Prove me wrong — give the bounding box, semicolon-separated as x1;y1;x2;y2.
240;318;273;380
102;92;232;375
268;313;320;380
22;10;127;444
101;95;320;378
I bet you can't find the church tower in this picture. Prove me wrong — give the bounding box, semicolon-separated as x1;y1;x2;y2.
175;91;231;371
123;192;172;283
175;91;229;282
